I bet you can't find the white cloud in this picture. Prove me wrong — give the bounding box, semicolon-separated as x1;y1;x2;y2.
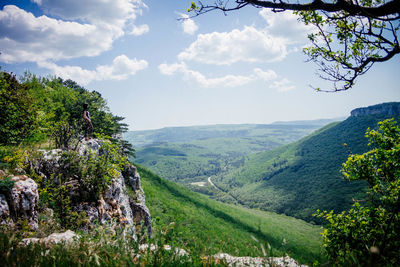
254;68;278;81
259;9;315;44
179;14;198;35
178;26;288;65
0;1;147;63
159;62;291;90
128;24;149;36
269;78;295;92
33;0;145;26
39;55;148;85
159;62;253;88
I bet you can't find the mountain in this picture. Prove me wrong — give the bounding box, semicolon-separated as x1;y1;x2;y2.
213;102;400;222
137;165;324;264
125;119;341;186
124;119;341;147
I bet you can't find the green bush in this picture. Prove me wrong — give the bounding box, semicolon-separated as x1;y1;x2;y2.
317;119;400;266
0;176;14;193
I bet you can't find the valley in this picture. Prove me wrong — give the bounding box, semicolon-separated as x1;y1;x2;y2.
126;103;400;223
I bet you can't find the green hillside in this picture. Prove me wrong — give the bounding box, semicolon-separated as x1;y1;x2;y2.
126;121;339;188
214;112;400;222
137;165;324;264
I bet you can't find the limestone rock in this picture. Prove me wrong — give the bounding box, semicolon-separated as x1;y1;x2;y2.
77;139;100;156
7;175;39;230
0;194;9;221
21;230;79;247
123;165;152;237
212;253;307;267
26;138;151;236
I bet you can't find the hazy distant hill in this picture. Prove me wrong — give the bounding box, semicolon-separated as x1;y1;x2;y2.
214;103;400;222
124;119;341;147
124;120;341;185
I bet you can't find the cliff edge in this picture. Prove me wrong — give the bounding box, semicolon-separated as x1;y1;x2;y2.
350;102;400;117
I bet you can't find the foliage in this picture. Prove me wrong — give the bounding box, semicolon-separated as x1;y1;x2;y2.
0;146;26;171
188;0;400;91
0;71;38;145
316;119;400;265
1;71;130;148
0;176;14;194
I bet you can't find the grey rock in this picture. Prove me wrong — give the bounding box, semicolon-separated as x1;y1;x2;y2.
213;253;307;267
21;230;79;247
0;194;9;219
123;165;152;237
8;176;39;230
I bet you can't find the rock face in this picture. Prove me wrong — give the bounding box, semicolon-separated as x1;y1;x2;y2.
0;138;151;236
71;139;151;236
0;175;39;229
124;165;152;237
350;102;400;117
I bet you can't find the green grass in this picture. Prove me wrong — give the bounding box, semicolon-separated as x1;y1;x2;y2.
137;165;325;265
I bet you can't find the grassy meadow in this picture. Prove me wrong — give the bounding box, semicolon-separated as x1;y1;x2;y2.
137;165;325;265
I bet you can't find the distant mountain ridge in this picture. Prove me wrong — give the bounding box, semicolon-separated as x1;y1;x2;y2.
351;102;400;117
124;118;342;148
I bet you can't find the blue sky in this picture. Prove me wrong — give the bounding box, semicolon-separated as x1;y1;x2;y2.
1;0;399;130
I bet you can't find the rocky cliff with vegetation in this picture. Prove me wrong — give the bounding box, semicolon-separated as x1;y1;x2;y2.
0;138;151;236
0;70;159;265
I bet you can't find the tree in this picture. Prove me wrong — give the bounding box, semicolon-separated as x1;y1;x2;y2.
316;119;400;265
188;1;400;91
0;71;38;145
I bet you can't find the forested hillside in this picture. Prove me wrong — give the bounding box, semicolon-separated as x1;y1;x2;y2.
125;120;339;188
214;105;400;222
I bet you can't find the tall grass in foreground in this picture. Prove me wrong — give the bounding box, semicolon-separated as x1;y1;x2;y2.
0;222;205;266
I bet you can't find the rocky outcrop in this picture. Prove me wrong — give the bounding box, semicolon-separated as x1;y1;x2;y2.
0;138;151;236
123;165;152;237
0;175;39;229
350;102;400;117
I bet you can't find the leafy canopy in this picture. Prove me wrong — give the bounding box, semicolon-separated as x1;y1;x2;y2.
187;0;400;91
316;119;400;265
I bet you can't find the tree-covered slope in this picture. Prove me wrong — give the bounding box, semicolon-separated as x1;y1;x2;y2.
215;109;400;222
126;120;339;186
137;165;324;264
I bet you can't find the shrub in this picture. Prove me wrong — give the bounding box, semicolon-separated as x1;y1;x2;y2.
316;119;400;266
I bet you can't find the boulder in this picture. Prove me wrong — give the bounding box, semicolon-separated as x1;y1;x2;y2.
212;253;307;267
5;175;39;230
21;230;79;247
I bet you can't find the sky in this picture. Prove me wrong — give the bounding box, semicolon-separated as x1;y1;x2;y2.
1;0;399;130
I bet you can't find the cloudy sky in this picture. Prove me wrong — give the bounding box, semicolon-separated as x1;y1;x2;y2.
1;0;399;130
